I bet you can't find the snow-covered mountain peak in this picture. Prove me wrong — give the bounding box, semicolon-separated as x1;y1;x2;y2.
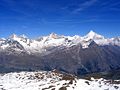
20;34;28;39
3;34;32;52
84;30;104;40
49;32;59;39
87;30;96;36
9;34;28;40
9;34;19;40
0;31;119;54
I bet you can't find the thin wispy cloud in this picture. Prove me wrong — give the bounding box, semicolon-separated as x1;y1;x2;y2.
0;0;39;18
61;0;120;14
99;0;120;11
109;7;120;11
100;0;120;6
72;0;98;13
38;17;104;24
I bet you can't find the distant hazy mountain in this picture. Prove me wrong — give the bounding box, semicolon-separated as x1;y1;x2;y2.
0;31;120;75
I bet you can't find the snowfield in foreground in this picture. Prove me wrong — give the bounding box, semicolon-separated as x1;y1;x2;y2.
0;71;120;90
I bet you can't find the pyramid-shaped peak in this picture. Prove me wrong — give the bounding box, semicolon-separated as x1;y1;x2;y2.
10;34;18;39
87;30;97;36
49;32;58;39
89;30;94;33
9;34;23;41
49;32;57;35
85;30;104;40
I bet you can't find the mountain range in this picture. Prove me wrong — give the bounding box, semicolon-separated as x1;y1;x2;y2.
0;31;120;76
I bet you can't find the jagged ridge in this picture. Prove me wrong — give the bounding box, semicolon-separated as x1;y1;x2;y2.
0;31;120;75
0;31;119;54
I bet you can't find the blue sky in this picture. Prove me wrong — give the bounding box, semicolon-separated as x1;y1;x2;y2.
0;0;120;38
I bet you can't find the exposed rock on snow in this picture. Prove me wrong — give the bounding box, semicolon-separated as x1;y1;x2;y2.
0;31;119;54
0;71;120;90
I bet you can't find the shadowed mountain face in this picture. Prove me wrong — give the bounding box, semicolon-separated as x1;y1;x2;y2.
0;42;120;76
0;32;120;76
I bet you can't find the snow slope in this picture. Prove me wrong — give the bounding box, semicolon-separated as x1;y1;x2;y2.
0;31;120;54
0;71;120;90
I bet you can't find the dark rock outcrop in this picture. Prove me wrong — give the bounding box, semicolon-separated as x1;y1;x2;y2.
0;41;120;76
